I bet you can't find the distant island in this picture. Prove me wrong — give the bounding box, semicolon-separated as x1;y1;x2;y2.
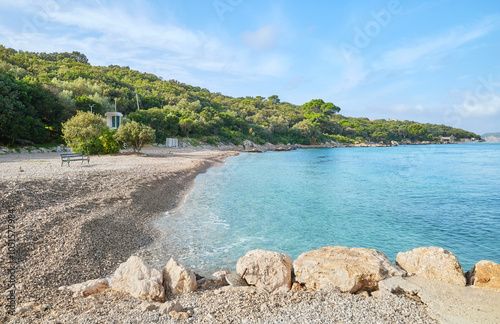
0;45;480;147
482;133;500;143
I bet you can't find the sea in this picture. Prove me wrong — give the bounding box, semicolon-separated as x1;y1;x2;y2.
157;143;500;276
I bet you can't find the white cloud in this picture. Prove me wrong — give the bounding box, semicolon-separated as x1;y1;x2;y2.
242;25;279;51
461;94;500;116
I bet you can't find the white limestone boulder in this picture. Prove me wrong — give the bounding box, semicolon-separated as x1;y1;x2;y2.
109;256;165;301
466;260;500;290
293;246;406;293
396;246;466;286
59;278;109;297
163;258;197;295
236;249;292;293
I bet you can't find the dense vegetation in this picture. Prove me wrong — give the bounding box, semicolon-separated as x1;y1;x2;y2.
0;45;480;146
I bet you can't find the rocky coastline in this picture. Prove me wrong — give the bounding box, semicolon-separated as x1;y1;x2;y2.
1;147;499;323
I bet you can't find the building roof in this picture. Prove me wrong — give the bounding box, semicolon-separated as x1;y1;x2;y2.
105;112;123;117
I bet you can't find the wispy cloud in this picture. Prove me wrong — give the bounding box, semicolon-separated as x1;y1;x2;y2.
375;19;496;70
243;25;279;51
0;1;290;83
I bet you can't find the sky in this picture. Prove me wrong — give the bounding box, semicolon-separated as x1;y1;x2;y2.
1;0;500;135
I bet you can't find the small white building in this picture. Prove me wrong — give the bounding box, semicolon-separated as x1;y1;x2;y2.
166;138;179;148
105;112;123;130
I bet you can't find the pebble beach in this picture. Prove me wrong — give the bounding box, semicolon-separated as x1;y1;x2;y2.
0;146;494;323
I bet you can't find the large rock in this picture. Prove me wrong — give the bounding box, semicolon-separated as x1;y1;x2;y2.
293;246;406;293
466;260;500;290
59;278;109;297
396;246;466;286
109;256;165;301
236;249;292;293
163;258;197;295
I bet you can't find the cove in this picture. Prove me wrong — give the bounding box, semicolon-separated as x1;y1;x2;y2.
158;143;500;276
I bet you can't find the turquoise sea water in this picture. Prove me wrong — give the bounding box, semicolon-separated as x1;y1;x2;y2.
158;143;500;275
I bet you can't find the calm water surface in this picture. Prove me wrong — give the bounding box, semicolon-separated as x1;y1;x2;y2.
158;143;500;275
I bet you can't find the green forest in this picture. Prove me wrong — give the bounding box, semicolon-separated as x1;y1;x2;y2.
0;45;480;146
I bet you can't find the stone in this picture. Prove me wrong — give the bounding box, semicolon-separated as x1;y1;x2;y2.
169;311;190;320
225;273;248;287
356;290;370;297
15;302;35;315
59;278;109;297
159;301;183;315
41;304;52;311
236;249;293;293
396;246;466;286
466;260;500;290
379;275;500;324
196;270;230;289
293;246;406;293
109;256;165;301
140;301;156;312
162;258;197;295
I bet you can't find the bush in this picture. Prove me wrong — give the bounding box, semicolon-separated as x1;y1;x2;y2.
99;129;121;154
115;121;155;152
61;111;120;154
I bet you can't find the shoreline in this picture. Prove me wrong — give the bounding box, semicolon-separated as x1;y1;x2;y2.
0;147;239;321
2;146;498;323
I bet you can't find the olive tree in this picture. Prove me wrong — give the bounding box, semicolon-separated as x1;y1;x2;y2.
115;120;155;152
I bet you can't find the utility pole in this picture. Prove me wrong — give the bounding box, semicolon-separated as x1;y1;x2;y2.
89;104;95;113
114;98;117;112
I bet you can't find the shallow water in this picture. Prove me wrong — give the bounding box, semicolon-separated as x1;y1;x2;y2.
158;143;500;275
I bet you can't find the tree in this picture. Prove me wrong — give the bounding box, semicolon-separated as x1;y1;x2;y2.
371;131;388;143
302;99;341;115
115;121;155;152
179;117;195;137
61;111;107;154
268;95;280;104
407;123;428;141
75;95;103;115
290;119;321;143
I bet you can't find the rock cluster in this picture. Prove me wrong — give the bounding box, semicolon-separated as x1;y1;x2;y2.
57;246;499;322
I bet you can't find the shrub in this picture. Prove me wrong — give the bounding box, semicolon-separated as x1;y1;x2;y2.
115;121;155;152
61;111;120;154
62;111;106;153
99;129;121;154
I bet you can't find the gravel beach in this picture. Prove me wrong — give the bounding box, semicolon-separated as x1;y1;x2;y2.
0;147;439;323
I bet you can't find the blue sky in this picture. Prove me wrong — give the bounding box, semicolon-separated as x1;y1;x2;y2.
1;0;499;135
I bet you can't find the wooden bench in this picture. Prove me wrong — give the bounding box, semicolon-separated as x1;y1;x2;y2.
60;153;90;167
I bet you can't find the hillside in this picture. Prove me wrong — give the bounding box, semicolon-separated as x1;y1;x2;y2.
0;45;480;146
